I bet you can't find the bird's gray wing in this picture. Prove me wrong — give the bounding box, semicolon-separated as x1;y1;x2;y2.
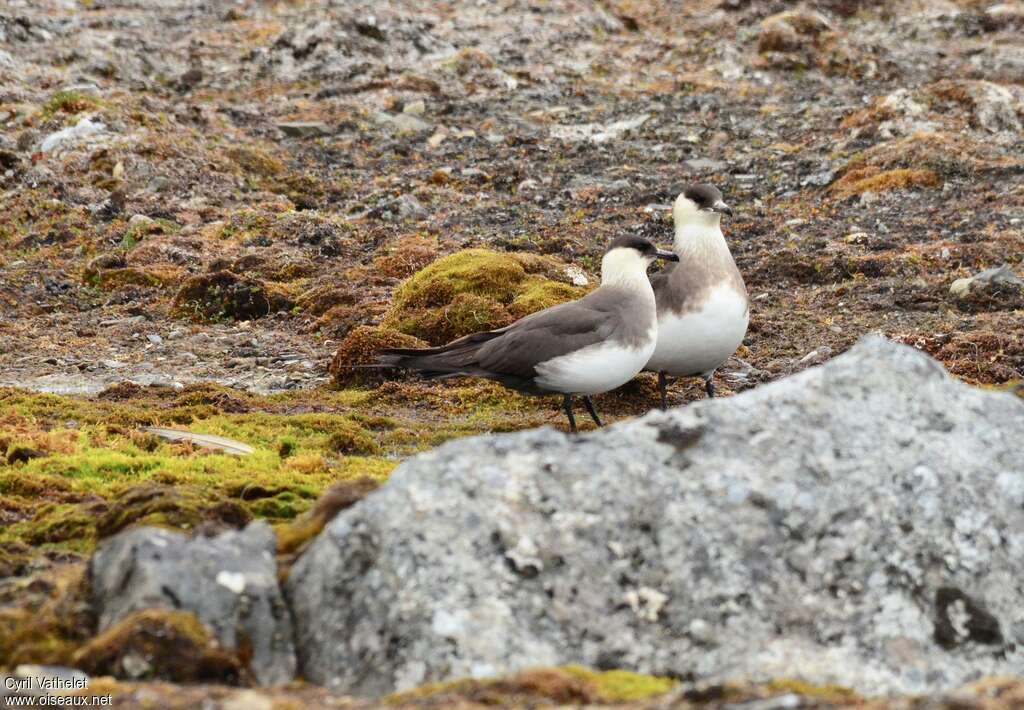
648;263;675;300
475;299;615;379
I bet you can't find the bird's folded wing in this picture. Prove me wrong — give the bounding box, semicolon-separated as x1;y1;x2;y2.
475;301;614;378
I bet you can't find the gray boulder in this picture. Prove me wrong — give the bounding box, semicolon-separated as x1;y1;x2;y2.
287;336;1024;696
89;522;295;685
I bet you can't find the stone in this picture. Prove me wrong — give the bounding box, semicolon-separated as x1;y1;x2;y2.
550;114;650;144
374;111;431;135
288;337;1024;696
683;157;728;172
38;117;107;153
89;522;296;685
276;121;330;138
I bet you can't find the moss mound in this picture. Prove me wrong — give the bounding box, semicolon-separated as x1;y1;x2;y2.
0;564;95;668
831;167;940;197
382;249;585;345
326;420;380;455
373;234;440;279
173;270;291;321
839;131;1021;179
329;325;428;386
96;483;251;539
388;666;676;706
276;477;380;567
73;609;244;683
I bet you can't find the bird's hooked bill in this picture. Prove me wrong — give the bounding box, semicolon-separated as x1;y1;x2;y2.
707;200;733;216
655;249;679;262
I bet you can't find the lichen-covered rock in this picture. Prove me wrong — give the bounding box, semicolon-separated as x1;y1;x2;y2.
89;522;295;685
287;337;1024;696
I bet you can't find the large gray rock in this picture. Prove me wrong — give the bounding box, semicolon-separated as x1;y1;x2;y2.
287;337;1024;696
89;522;295;685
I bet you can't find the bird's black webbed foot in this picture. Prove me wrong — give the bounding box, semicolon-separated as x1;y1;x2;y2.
657;371;672;410
582;396;603;427
562;394;578;433
704;373;716;398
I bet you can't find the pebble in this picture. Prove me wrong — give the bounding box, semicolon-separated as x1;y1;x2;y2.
146;333;163;345
684;157;727;172
276;121;330;138
129;214;155;228
403;99;426;115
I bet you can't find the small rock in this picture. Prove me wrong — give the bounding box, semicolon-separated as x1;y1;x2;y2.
684;157;728;172
394;194;427;220
146;333;163;345
564;265;589;286
550;114;650;144
403;99;426;115
426;129;447;149
128;214;154;228
276;121;330;138
39;117;106;153
950;264;1024;298
374;111;431;135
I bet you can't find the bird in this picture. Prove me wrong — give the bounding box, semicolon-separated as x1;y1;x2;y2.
377;236;678;432
645;184;748;409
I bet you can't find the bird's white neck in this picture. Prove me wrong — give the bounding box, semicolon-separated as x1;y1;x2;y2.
674;218;729;258
600;248;654;295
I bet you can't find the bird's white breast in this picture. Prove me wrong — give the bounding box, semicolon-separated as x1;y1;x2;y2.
535;327;657;396
646;284;748;377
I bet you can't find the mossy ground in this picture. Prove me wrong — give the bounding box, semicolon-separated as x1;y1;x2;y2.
0;375;607;563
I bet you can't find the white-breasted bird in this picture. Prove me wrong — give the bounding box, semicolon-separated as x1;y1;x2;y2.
378;236;678;431
645;184;748;408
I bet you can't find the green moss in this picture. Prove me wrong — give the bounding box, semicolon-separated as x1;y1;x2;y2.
225;145;285;177
0;367;565;558
561;666;677;702
381;249;585;344
42;90;100;119
326;419;380;455
72;609;243;683
0;564;94;668
329;326;428;387
765;678;860;703
509;277;582;319
387;666;676;706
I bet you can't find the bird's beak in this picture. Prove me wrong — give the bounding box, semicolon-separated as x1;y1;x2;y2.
655;249;679;262
708;200;733;216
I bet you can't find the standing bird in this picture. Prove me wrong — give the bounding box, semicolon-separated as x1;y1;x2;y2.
377;236;678;432
645;184;748;409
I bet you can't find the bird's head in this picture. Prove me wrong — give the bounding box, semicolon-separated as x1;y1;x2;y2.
601;235;678;286
673;184;732;227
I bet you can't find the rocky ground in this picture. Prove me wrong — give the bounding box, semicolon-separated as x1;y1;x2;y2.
2;0;1024;706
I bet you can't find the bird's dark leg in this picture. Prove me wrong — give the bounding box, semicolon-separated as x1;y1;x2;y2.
582;396;603;427
658;371;671;410
562;394;577;433
704;372;716;398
